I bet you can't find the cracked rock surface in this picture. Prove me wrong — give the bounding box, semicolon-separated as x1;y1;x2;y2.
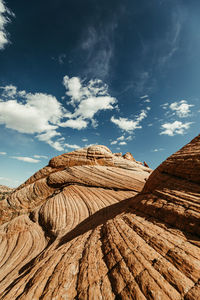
0;138;200;299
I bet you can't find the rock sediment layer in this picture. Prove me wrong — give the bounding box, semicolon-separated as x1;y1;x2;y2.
0;138;200;299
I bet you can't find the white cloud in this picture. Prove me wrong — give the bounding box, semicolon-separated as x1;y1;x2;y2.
160;121;193;136
36;130;64;151
82;138;88;142
62;76;117;126
0;92;64;134
0;0;14;50
33;155;48;159
81;25;114;78
110;140;117;145
65;143;80;150
0;76;118;151
169;100;194;117
117;135;125;141
73;96;116;119
126;136;132;141
144;99;151;103
119;141;127;145
0;151;6;155
110;135;129;145
140;95;149;99
60;118;88;130
0;85;17;98
11;156;40;163
153;148;164;152
111;109;148;132
63;76;83;106
0;87;66;151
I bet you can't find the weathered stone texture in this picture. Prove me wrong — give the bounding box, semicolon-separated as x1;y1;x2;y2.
0;137;200;299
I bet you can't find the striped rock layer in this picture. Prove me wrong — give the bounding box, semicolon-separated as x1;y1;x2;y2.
0;137;200;299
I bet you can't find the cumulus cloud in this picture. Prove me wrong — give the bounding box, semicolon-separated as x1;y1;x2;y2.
0;84;17;98
0;91;64;134
161;100;194;117
111;109;148;132
62;76;117;126
0;0;14;50
0;86;66;151
60;118;88;130
160;121;193;136
11;156;40;163
169;100;194;117
72;96;116;119
0;76;118;151
110;135;133;146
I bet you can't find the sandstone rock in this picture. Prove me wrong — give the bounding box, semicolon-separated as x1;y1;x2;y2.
0;137;200;299
0;185;14;201
143;161;149;168
123;151;136;161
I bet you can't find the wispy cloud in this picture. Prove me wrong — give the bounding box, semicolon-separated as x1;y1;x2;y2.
65;143;80;150
140;95;149;99
81;22;117;78
152;148;164;152
33;155;48;159
0;0;14;50
0;151;6;155
160;121;193;136
11;156;40;163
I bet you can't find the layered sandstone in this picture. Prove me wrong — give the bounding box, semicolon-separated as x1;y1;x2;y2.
0;137;200;299
0;185;14;201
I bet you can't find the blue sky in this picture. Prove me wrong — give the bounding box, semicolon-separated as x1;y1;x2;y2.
0;0;200;187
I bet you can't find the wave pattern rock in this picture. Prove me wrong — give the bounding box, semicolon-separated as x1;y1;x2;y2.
0;138;200;299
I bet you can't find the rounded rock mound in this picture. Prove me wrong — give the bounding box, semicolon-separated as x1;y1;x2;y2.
1;137;200;299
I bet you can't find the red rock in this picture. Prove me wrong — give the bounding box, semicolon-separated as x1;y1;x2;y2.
123;151;136;161
143;161;149;168
0;137;200;299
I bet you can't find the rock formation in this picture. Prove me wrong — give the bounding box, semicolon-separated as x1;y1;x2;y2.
0;137;200;299
0;185;14;201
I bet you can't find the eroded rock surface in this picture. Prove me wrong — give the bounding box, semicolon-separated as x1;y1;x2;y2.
0;138;200;299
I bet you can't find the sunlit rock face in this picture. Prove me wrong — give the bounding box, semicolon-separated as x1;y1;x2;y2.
0;137;200;299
